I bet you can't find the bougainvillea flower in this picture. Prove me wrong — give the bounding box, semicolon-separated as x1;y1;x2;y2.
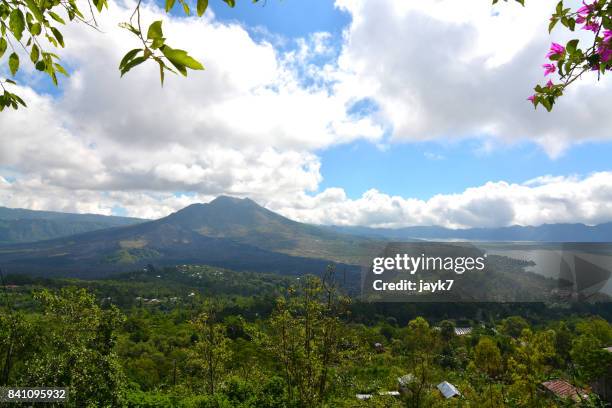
543;63;556;76
578;1;598;15
577;4;593;16
582;22;600;32
527;95;536;103
604;30;612;43
546;80;554;88
546;43;565;58
598;45;612;63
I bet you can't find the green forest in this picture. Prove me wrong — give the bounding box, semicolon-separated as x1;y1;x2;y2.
1;265;611;407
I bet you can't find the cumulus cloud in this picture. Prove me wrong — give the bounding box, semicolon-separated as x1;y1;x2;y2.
334;0;612;157
0;0;381;204
270;172;612;229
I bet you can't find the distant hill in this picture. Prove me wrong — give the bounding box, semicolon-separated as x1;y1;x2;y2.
329;223;612;242
0;206;144;244
0;197;366;279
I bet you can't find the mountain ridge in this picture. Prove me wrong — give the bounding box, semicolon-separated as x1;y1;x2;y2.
0;206;144;244
328;222;612;242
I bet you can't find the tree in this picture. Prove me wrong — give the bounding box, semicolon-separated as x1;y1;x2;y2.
20;287;126;407
439;320;456;344
266;267;350;407
401;317;438;408
0;312;33;385
474;337;503;407
571;333;612;382
186;301;232;395
0;0;259;111
507;328;557;406
500;316;529;338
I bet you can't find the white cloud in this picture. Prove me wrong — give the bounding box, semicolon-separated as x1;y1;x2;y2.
333;0;612;157
0;0;381;213
270;172;612;229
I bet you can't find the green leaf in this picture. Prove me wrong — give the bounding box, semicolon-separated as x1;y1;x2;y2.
9;9;26;41
92;0;106;12
223;0;236;7
25;0;45;23
151;38;165;50
181;0;191;15
161;45;204;75
158;60;165;86
30;43;40;63
54;63;68;76
49;11;66;25
50;27;65;47
9;52;19;76
35;60;46;71
120;56;148;77
0;38;7;59
165;0;176;12
119;48;142;69
30;23;42;36
566;39;579;54
147;20;163;41
197;0;208;16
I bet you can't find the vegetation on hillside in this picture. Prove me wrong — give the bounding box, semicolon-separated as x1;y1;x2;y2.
1;265;611;407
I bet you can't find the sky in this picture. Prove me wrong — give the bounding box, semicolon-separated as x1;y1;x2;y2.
2;0;612;228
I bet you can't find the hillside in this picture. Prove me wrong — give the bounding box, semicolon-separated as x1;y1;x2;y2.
0;206;144;244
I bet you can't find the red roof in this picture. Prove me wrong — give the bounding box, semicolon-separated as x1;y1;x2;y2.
541;380;589;401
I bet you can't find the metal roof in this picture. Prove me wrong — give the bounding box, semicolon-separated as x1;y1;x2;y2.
437;381;460;398
541;380;589;401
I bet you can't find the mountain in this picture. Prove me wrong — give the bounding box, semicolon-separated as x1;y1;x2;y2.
0;206;144;244
329;222;612;242
163;196;375;262
0;197;367;279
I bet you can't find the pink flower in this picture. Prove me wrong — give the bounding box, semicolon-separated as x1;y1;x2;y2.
546;43;565;58
578;1;597;16
546;79;554;88
603;30;612;43
582;22;600;32
527;95;536;103
577;5;592;16
543;63;556;76
598;44;612;62
576;15;586;24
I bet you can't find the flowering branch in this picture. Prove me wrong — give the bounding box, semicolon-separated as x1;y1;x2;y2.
526;0;612;111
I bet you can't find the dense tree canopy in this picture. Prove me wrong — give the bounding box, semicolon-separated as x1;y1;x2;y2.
1;266;611;407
